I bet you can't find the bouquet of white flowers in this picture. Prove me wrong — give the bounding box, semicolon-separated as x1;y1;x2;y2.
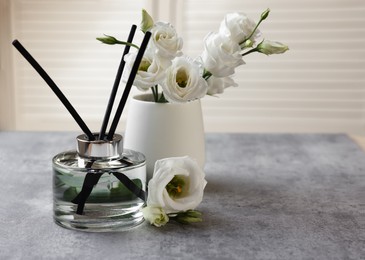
98;9;288;104
96;8;288;227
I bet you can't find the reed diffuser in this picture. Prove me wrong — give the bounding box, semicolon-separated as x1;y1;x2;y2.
13;26;152;232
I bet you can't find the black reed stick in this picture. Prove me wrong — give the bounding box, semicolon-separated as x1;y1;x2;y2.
12;40;95;140
107;32;152;140
98;25;137;140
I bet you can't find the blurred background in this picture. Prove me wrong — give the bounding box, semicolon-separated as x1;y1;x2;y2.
1;0;365;137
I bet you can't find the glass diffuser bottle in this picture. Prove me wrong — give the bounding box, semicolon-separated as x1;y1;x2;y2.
13;27;152;233
52;133;146;232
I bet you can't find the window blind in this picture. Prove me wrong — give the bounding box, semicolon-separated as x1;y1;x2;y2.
182;0;365;133
9;0;365;133
11;0;145;132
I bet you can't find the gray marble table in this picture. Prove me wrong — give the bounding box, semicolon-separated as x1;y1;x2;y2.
0;132;364;260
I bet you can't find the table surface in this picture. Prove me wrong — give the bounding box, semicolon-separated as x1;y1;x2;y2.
0;132;364;260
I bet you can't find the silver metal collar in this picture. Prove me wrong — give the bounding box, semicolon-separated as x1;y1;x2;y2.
76;133;123;158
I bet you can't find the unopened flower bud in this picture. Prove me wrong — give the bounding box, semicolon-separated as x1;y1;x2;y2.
257;40;289;55
141;9;154;33
142;206;169;227
96;35;118;45
261;8;270;20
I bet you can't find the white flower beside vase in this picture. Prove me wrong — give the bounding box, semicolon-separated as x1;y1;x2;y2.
124;94;206;179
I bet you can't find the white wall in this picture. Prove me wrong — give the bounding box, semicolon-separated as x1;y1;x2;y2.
2;0;365;133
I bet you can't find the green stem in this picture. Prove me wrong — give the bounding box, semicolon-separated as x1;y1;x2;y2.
239;8;270;46
150;85;169;103
155;85;159;102
97;34;140;49
158;92;168;103
151;85;158;102
115;40;140;49
240;22;262;45
241;47;259;57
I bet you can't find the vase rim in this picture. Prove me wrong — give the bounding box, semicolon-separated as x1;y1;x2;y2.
131;93;201;105
132;94;156;102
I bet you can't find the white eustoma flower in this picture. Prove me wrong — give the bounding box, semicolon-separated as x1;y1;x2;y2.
161;56;208;103
141;206;169;227
219;12;261;45
150;22;183;60
123;49;168;91
147;156;207;214
201;32;245;78
206;76;238;95
257;40;289;55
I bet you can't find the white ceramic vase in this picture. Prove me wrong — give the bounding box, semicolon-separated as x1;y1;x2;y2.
124;94;205;179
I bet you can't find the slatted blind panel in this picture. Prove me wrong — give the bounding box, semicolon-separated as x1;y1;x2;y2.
12;0;145;132
181;0;365;133
11;0;365;133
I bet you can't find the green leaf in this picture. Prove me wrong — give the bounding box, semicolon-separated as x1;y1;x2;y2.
55;171;110;188
63;187;79;201
61;178;143;203
110;179;143;201
170;210;203;224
